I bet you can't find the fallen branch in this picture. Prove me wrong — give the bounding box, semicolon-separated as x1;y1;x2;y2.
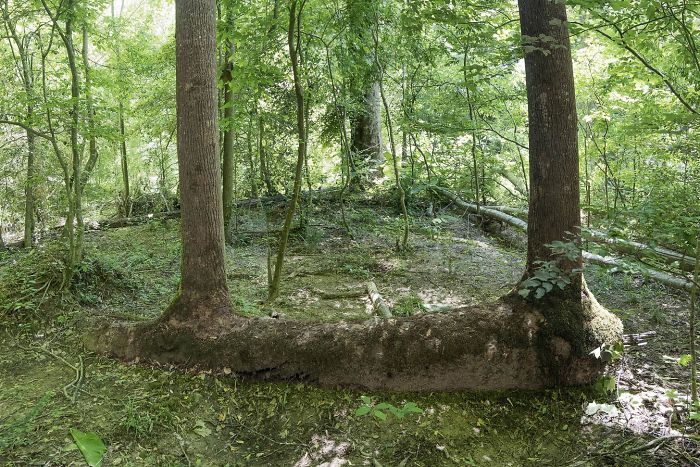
584;230;696;273
366;281;392;318
430;186;694;292
622;330;656;347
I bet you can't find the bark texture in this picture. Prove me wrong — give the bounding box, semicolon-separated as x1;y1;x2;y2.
163;0;231;325
519;0;581;294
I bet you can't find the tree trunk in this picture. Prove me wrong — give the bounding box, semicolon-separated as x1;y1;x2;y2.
162;0;231;327
347;0;382;188
520;0;581;292
23;111;36;248
221;23;235;240
88;298;614;391
258;116;276;195
350;82;383;186
517;0;622;381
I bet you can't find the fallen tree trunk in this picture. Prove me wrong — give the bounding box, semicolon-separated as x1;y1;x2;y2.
584;230;696;273
582;252;693;292
430;186;694;292
87;294;619;391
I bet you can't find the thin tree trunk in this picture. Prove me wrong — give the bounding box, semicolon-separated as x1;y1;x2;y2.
268;0;306;301
118;103;130;216
373;19;408;250
2;3;37;248
258;115;276;195
246;114;259;198
221;23;235;239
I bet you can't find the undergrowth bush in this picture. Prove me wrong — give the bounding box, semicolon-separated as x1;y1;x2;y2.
0;241;140;320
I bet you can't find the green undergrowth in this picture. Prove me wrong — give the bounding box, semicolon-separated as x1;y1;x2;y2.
0;330;656;466
0;207;694;465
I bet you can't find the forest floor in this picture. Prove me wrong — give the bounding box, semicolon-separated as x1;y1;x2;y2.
1;197;699;466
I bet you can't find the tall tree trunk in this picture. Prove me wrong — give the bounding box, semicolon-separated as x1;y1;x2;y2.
2;5;38;248
23;108;36;248
245;113;259;198
349;82;382;186
516;0;622;382
519;0;581;293
163;0;231;326
81;26;99;192
258;115;276;195
347;0;382;188
118;103;130;216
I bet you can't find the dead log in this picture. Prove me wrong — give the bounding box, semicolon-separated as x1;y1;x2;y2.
582;252;693;292
430;186;694;292
366;281;392;318
436;186;697;273
86;294;621;391
584;230;696;273
623;331;656;347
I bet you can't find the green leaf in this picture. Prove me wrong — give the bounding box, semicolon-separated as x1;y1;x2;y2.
373;409;387;421
70;429;106;467
402;402;423;414
360;395;372;405
193;420;212;437
355;405;371;416
678;354;693;367
534;287;546;299
374;402;392;410
517;288;530;298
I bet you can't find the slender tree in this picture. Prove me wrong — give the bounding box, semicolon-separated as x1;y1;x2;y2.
1;1;37;248
162;0;231;326
267;0;306;301
221;8;236;240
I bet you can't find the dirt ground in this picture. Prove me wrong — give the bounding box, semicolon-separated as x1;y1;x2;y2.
1;199;699;466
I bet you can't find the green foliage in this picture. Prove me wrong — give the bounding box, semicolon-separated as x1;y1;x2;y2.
393;293;424;317
0;392;53;454
355;396;423;421
0;245;65;318
518;261;573;299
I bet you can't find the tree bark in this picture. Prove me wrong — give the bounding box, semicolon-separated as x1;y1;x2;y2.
162;0;231;326
519;0;582;295
88;298;617;390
